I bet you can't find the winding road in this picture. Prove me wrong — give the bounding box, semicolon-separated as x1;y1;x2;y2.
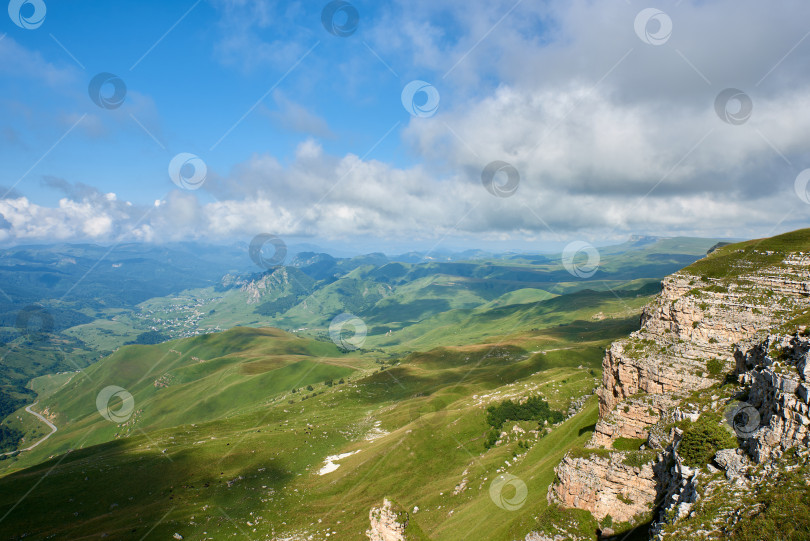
1;402;57;456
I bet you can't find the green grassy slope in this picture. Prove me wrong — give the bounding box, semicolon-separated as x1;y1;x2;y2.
1;327;362;472
683;227;810;279
0;235;729;539
0;312;634;540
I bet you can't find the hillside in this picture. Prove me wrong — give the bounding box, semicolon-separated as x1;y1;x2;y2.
0;276;648;539
0;234;737;540
544;228;810;539
67;237;719;355
0;242;251;446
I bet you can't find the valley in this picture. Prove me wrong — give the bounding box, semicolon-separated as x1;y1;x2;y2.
0;236;720;539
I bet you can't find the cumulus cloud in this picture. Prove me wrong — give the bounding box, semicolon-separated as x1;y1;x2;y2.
3;0;810;245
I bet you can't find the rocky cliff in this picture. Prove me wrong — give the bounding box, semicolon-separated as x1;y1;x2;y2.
545;231;810;538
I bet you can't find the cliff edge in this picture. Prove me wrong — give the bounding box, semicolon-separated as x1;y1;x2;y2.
545;229;810;538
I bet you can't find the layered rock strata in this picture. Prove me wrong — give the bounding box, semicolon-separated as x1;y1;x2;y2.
548;250;810;532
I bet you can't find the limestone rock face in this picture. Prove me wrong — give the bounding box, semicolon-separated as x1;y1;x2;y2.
550;452;656;522
714;448;751;480
737;336;810;463
366;499;407;541
548;250;810;534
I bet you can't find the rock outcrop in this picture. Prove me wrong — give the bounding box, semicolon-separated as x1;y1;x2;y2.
551;452;657;523
546;242;810;536
737;334;810;463
366;499;408;541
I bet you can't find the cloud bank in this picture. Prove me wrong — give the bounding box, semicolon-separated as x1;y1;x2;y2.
3;0;810;245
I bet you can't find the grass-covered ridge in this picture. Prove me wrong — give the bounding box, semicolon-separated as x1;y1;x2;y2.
0;304;637;539
0;235;735;539
683;228;810;280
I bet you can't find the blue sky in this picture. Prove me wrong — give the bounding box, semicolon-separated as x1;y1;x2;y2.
3;1;415;202
2;0;810;252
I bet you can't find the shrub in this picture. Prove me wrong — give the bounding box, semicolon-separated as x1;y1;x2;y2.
678;414;737;467
706;358;725;376
617;493;634;505
485;396;564;431
484;430;499;449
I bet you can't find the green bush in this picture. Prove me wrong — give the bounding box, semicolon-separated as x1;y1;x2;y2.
706;358;725;376
484;430;499;449
678;414;737;467
485;396;564;431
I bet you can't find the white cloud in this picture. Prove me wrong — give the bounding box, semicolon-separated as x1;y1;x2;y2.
4;0;810;246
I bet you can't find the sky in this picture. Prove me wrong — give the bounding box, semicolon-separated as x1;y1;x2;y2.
1;0;810;253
